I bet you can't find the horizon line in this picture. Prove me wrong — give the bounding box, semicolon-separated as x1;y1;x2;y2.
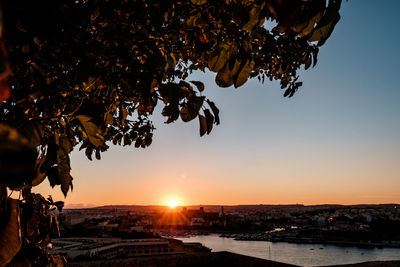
63;202;400;209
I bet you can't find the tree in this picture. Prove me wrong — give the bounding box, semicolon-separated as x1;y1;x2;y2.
0;0;341;265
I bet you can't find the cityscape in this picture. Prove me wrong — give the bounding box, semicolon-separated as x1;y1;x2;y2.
47;203;400;265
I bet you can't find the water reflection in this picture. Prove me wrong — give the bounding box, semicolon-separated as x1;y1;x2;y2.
177;234;400;266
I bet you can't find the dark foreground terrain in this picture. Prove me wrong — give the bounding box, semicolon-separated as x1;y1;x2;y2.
68;251;400;267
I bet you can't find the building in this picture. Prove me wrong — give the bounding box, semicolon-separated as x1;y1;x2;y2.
48;237;189;260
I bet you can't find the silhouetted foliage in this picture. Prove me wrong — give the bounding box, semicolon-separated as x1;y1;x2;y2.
0;0;341;265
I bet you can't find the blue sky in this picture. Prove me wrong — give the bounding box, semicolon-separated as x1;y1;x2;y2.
36;1;400;206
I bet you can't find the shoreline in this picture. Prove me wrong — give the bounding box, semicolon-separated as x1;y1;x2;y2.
232;238;400;249
168;231;400;249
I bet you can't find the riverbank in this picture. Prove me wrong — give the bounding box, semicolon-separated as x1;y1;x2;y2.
219;232;400;249
160;229;400;249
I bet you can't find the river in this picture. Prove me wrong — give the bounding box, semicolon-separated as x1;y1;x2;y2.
176;234;400;266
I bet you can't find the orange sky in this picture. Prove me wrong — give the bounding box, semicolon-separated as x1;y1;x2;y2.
34;139;400;207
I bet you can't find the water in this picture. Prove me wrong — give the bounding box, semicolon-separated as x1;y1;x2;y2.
176;234;400;266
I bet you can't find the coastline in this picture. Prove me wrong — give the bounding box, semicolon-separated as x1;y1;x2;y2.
231;237;400;249
163;230;400;249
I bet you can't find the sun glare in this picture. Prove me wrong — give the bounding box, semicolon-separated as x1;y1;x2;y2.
167;199;178;208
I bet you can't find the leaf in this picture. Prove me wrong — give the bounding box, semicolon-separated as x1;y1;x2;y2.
305;55;312;70
31;155;47;186
179;80;192;90
0;199;22;266
189;95;205;112
123;135;131;146
308;1;341;46
292;12;324;37
53;201;64;212
190;81;205;92
243;4;265;32
56;134;74;154
186;13;200;27
216;57;241;88
208;44;231;72
59;167;73;197
119;105;128;126
191;0;207;5
47;166;59;188
104;111;114;125
215;63;234;88
134;138;142;148
50;216;60;237
95;149;101;160
312;49;319;67
162;104;179;123
311;16;340;47
144;134;153;146
199;114;207;137
0;82;10;103
206;100;220;125
91;7;100;21
33;37;41;46
235;59;255;88
55;135;74;196
85;146;93;160
76;115;104;147
204;109;214;134
158;82;186;103
180;96;205;122
283;88;291;97
180;105;197;122
17;120;44;147
166;52;176;70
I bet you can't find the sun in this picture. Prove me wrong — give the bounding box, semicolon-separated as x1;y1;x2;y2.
167;199;178;208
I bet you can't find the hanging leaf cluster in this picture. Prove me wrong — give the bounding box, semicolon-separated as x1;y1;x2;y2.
0;184;65;266
0;0;341;196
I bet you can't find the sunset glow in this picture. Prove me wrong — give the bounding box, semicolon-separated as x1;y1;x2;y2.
167;199;179;208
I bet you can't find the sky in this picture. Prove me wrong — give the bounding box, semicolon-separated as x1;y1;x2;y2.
35;1;400;207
